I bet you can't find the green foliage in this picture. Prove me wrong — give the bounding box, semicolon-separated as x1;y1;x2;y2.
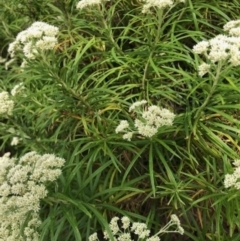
1;0;240;240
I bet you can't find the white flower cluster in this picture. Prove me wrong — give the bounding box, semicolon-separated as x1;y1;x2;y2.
88;215;184;241
7;127;25;146
76;0;109;9
224;159;240;189
223;20;240;36
193;20;240;76
8;21;59;60
0;91;14;116
169;214;184;235
115;100;175;140
11;82;25;96
141;0;185;14
0;152;65;241
198;62;211;77
11;136;22;146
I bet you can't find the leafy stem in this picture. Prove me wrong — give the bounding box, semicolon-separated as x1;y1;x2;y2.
142;9;164;101
192;61;227;136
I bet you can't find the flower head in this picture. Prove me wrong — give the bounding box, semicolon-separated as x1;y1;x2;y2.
115;120;129;133
122;132;133;141
141;0;174;13
224;159;240;190
121;216;131;229
118;233;132;241
116;101;175;140
192;41;209;54
198;62;211;77
131;222;150;238
0;91;14;116
11;137;22;146
89;215;184;240
76;0;104;9
0;152;65;240
141;0;185;13
8;21;59;62
129;100;147;112
193;20;240;68
147;237;160;241
109;217;120;235
170;214;181;226
223;20;240;36
89;232;99;241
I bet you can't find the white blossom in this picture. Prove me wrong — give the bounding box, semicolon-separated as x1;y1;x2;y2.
116;101;175;139
233;159;240;167
208;35;231;63
0;91;14;116
198;62;211;77
89;215;184;240
170;214;181;226
0;151;65;240
229;45;240;66
118;233;132;241
122;132;133;141
193;20;240;67
229;27;240;37
35;36;58;50
146;237;160;241
89;232;99;241
8;21;59;61
141;0;185;13
115;120;129;133
134;119;158;138
129;100;147;112
178;226;184;235
109;217;120;235
141;0;174;13
8;42;20;58
10;137;22;146
192;41;209;54
223;20;240;35
142;105;175;127
224;172;239;189
131;222;150;238
76;0;103;9
23;42;37;59
121;216;131;229
103;230;109;239
31;21;59;36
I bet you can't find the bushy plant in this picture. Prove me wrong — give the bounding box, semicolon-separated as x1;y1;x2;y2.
1;0;240;240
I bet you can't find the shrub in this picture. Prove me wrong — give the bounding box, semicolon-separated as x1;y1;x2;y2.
1;0;240;240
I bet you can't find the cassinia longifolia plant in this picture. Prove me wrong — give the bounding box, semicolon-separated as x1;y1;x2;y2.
2;0;240;238
115;100;175;140
0;152;65;241
89;215;184;241
192;20;240;134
